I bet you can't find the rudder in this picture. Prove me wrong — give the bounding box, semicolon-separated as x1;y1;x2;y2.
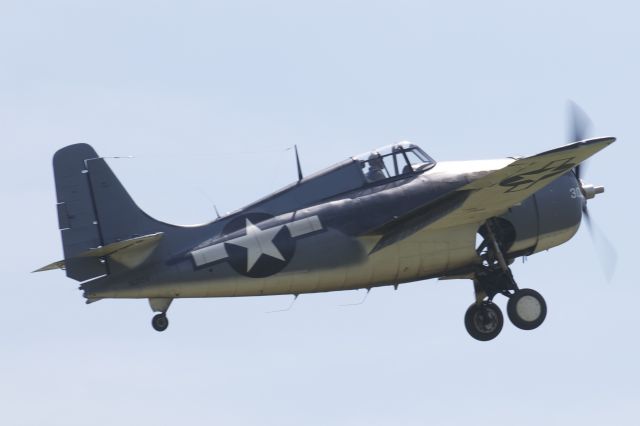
54;144;106;281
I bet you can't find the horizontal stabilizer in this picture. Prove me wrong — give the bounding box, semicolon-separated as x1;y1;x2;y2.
34;232;163;273
33;260;66;272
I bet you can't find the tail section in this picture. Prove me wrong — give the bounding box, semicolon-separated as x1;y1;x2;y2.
51;143;167;281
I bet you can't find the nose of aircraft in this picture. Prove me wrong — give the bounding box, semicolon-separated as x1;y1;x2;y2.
580;180;605;200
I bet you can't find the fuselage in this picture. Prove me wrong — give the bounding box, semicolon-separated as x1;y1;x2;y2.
82;158;584;300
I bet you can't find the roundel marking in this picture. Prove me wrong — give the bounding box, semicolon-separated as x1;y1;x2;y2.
222;213;295;278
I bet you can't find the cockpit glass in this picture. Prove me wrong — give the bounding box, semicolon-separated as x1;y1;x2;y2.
355;143;435;184
362;154;390;182
404;149;430;170
407;149;428;163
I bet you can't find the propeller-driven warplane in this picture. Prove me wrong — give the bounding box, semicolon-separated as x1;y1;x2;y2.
36;105;615;340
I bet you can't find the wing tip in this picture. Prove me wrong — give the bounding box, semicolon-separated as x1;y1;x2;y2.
588;136;615;144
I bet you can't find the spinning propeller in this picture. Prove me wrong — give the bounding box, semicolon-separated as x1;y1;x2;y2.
567;101;617;280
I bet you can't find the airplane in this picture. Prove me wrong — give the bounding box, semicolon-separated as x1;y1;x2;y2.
35;106;615;341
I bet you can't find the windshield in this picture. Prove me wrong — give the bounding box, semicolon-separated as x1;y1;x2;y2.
355;142;435;184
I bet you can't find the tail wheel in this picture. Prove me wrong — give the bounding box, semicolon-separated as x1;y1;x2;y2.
507;288;547;330
152;313;169;332
464;302;503;341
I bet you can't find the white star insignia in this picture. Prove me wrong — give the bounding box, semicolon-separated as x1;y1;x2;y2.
226;219;285;272
190;215;324;271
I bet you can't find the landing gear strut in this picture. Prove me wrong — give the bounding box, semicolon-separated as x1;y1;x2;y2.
467;219;547;341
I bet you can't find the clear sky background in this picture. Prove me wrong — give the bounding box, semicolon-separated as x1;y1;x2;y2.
2;1;638;425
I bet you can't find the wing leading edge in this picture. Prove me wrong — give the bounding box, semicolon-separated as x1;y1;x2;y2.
370;137;615;253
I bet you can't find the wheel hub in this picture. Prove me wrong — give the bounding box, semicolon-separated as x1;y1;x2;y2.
474;308;498;333
515;295;542;322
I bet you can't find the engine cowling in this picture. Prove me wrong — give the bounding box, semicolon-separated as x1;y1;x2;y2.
489;172;584;258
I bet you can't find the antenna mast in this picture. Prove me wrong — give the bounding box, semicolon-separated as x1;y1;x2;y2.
294;145;303;181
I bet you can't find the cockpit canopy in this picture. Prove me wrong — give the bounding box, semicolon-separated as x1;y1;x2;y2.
353;142;436;183
236;141;436;218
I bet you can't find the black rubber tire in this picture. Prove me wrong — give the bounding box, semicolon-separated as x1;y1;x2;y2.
507;288;547;330
464;302;504;341
151;313;169;332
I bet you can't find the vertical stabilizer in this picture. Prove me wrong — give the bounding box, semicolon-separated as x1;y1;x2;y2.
53;143;168;281
54;144;106;281
85;157;165;243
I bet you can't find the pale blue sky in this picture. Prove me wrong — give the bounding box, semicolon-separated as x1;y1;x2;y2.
2;1;638;425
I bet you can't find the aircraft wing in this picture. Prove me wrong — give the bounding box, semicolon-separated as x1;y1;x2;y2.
370;137;615;253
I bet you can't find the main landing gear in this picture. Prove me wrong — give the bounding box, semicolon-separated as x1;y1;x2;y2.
464;301;503;341
149;298;173;332
466;220;547;341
